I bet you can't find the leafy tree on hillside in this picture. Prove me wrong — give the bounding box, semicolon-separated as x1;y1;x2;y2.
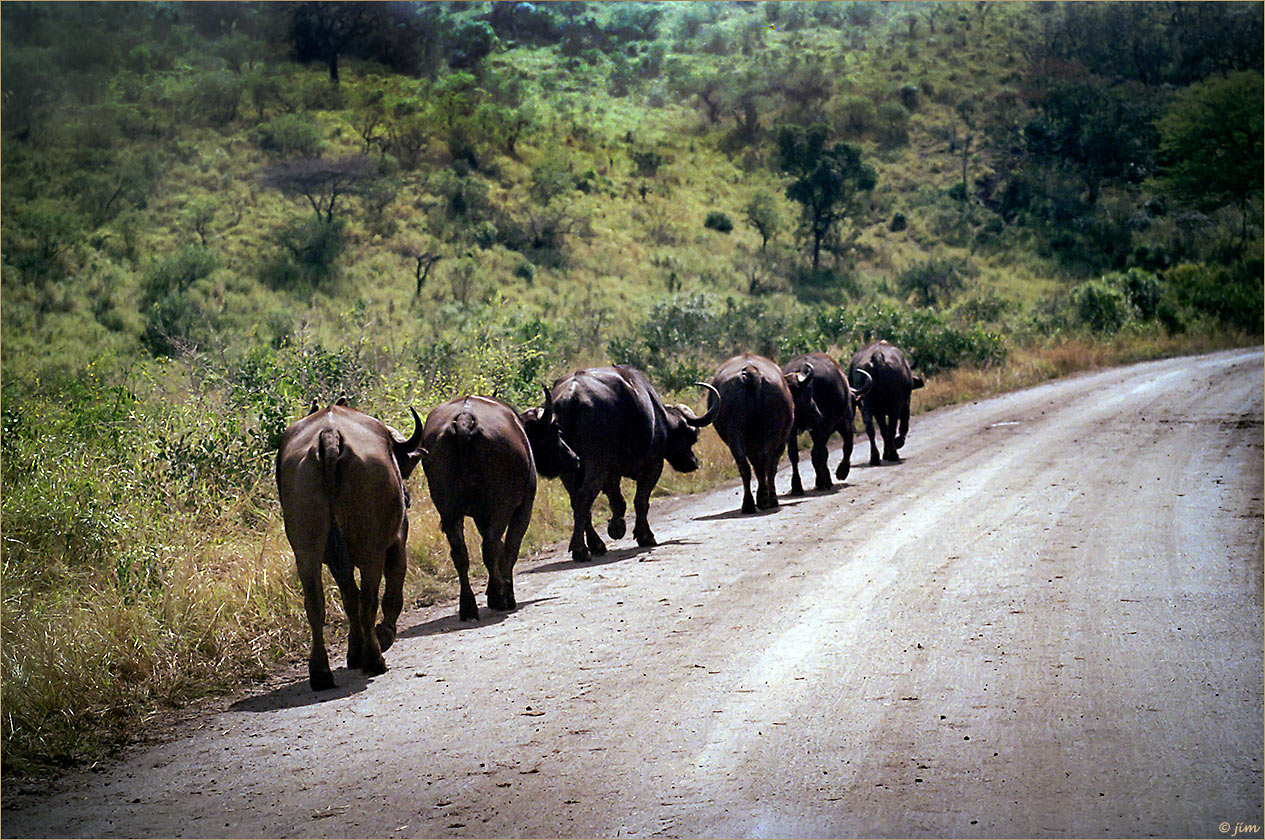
288;2;378;83
259;155;379;224
777;124;876;271
1155;71;1264;247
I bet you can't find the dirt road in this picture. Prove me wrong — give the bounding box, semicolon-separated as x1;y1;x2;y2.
5;348;1262;839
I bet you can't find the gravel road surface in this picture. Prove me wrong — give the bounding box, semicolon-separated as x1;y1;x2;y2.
4;348;1262;839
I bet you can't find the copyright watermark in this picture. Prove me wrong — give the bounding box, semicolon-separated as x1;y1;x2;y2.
1219;821;1262;838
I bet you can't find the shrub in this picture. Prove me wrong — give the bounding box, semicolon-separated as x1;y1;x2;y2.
703;211;733;233
263;217;345;287
1072;278;1131;333
897;256;972;307
835;96;876;138
889;212;908;232
250;113;325;158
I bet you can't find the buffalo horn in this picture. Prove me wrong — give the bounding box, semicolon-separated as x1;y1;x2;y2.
681;382;720;427
541;385;554;424
401;406;424;452
852;367;873;397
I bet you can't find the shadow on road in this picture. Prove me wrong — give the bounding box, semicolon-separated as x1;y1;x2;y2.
693;498;807;522
397;597;558;639
230;670;371;713
525;539;688;574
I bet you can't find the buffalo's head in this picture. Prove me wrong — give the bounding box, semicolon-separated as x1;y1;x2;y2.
784;366;824;430
849;367;874;406
388;407;426;480
663;382;720;473
520;386;580;478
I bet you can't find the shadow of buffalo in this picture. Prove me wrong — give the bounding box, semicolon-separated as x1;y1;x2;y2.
525;538;689;574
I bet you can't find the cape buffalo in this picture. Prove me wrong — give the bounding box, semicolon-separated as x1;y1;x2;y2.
276;401;425;690
421;391;578;622
782;352;872;494
711;353;805;513
549;366;718;562
848;340;925;465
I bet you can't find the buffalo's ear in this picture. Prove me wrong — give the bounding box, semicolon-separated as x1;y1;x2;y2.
911;373;925;390
784;370;810;390
519;407;545;424
335;395;350;406
307;399;320;416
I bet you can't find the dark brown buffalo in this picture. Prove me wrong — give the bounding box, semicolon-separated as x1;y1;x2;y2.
711;353;805;513
275;401;425;690
421;391;578;621
781;352;873;494
549;366;718;562
847;340;925;465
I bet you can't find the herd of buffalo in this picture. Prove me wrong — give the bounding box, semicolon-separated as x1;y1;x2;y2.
275;340;925;690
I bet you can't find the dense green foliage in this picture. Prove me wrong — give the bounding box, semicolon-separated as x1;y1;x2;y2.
2;1;1261;775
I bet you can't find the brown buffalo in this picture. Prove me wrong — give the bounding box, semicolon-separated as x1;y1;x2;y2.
275;400;425;690
782;352;872;493
421;391;578;621
711;353;805;513
848;340;925;464
549;366;718;562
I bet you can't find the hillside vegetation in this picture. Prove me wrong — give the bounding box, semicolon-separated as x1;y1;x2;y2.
2;1;1261;776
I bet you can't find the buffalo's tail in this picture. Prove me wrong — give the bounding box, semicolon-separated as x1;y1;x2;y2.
318;427;352;580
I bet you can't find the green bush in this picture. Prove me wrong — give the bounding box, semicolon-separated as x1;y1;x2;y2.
249;113;325;158
262;217;345;287
1072;278;1131;333
703;210;733;233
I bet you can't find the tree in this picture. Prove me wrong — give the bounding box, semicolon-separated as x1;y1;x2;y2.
259;155;378;224
777;124;876;271
743;190;781;251
1155;71;1264;246
288;2;376;83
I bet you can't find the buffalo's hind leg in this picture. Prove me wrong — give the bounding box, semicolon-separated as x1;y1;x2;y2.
881;412;900;462
730;446;757;514
632;460;663;547
861;405;881;466
835;416;854;482
478;514;510;612
498;498;533;612
348;543;388;677
375;539;405;653
443;517;479;621
296;550;336;691
788;434;805;496
810;429;832;490
331;567;364;670
604;476;627;541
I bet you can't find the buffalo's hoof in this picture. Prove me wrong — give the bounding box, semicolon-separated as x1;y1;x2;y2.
571;549;591;563
459;592;480;621
814;477;833;491
608;518;626;540
634;531;656;548
586;537;607;556
361;655;388;678
375;624;396;653
741;499;757;515
869;455;882;466
836;462;850;481
309;666;336;692
503;590;517;611
883;452;900;463
346;641;363;670
789;483;805;497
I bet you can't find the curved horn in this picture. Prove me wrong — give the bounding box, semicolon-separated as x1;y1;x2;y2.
541;385;554;424
852;367;873;397
401;406;424;452
682;382;720;427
